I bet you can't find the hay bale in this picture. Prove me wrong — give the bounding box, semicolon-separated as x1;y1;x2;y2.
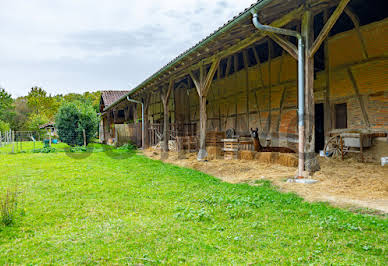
255;152;272;163
278;153;298;167
206;146;223;160
239;150;255;160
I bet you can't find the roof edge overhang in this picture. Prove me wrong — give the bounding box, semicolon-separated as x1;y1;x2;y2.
105;0;274;112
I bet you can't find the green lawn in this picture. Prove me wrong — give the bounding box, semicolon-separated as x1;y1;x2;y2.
0;148;387;264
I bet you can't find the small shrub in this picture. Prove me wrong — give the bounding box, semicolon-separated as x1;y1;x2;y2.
69;146;87;153
117;143;136;151
0;187;18;226
33;147;56;153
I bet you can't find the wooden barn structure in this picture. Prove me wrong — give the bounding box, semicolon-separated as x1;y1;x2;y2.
100;0;388;175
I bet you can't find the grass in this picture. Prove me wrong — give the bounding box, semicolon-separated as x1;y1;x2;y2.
0;147;387;264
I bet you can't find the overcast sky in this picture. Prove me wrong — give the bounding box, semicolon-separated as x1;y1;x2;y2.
0;0;257;97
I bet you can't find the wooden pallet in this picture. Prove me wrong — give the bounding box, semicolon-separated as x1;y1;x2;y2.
206;131;226;147
221;138;239;160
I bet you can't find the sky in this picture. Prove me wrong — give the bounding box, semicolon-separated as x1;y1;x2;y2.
0;0;257;97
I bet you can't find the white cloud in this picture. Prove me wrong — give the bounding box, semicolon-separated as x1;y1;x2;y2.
0;0;257;97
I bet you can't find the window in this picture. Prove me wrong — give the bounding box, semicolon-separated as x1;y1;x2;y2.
335;103;347;129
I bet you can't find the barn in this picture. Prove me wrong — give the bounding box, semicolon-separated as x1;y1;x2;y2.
100;0;388;176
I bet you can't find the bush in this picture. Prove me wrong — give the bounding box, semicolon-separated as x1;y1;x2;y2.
0;187;18;226
117;143;136;151
33;147;56;153
55;101;98;146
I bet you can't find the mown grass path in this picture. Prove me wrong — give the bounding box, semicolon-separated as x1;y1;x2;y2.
0;150;387;264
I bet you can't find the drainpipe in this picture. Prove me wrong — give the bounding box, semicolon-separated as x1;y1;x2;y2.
251;11;305;178
127;96;145;149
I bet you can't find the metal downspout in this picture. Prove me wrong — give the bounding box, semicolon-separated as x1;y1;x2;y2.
251;12;305;178
127;96;145;150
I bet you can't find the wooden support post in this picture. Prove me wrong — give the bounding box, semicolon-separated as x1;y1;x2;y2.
303;9;320;172
142;93;151;148
190;58;220;160
323;9;332;139
243;50;250;132
266;40;273;139
161;79;174;155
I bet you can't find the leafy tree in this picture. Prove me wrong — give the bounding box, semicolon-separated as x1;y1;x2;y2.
0;120;10;132
26;87;61;119
0;88;15;124
10;98;31;131
26;113;49;131
55;101;98;146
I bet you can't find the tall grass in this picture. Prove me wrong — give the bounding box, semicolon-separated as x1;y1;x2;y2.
0;186;18;226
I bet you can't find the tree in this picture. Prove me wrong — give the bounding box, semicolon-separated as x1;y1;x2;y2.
0;88;15;124
55;101;98;146
0;120;10;132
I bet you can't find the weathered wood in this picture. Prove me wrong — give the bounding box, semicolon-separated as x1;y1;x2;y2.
142;92;151;148
347;68;370;128
323;9;332;137
309;0;351;58
268;33;298;60
302;9;319;172
344;7;369;59
161;79;175;152
190;59;220;160
243;50;250;131
266;40;273;137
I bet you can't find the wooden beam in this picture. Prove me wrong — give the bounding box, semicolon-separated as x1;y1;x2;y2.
268;33;298;60
347;68;370;128
243;50;250;131
344;7;369;59
203;58;220;97
303;9;320;172
189;71;201;96
309;0;351;58
323;9;332;136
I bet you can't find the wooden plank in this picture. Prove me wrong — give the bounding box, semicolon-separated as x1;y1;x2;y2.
309;0;351;57
347;68;371;128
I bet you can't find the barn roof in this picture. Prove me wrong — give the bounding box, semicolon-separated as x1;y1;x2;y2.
100;90;131;110
105;0;306;111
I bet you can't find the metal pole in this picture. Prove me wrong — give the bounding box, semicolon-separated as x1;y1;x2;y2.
127;96;145;149
251;11;305;178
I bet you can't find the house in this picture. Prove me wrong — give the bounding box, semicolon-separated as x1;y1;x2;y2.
101;0;388;174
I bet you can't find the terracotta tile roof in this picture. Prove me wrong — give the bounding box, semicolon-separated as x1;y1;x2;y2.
101;90;131;109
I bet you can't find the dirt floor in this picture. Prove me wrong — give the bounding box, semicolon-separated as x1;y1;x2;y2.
143;148;388;214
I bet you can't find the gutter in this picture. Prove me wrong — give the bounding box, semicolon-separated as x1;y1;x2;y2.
251;9;305;178
104;0;274;112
